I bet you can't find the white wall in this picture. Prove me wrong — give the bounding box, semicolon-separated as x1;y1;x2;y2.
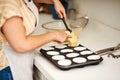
70;0;120;30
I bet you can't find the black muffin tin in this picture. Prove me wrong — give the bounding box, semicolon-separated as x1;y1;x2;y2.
40;44;103;70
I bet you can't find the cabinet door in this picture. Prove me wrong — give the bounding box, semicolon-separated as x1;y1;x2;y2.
33;66;48;80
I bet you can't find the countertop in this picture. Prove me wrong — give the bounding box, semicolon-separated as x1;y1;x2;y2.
33;13;120;80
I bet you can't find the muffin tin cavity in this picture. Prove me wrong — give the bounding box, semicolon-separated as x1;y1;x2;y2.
80;50;93;55
52;55;65;60
74;47;86;51
87;55;101;60
40;44;103;70
42;46;54;50
47;51;59;55
61;49;73;53
58;59;72;66
73;57;87;63
55;44;67;49
66;53;79;58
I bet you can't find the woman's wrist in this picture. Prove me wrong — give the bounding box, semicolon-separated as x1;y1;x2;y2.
46;32;57;41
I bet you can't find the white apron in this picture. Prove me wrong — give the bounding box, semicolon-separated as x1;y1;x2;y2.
2;0;39;80
2;45;34;80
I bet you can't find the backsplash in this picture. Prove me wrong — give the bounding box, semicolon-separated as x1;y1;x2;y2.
68;0;120;31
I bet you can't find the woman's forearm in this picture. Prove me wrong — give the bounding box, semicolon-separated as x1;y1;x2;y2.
20;32;55;53
2;16;68;53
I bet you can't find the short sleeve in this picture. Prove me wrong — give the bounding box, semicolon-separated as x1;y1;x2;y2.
0;0;22;29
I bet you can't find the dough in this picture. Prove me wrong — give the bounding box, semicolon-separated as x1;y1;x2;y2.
65;31;78;47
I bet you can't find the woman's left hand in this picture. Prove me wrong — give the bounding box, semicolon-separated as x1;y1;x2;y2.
34;0;67;20
53;0;67;20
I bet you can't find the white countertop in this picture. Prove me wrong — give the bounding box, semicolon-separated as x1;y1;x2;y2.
33;14;120;80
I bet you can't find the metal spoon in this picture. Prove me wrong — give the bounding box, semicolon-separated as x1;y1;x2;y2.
62;18;72;33
96;43;120;58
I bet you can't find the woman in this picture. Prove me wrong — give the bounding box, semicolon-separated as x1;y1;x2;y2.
0;0;69;80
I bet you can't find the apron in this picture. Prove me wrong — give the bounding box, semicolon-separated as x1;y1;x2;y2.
2;0;39;80
24;0;39;28
2;45;34;80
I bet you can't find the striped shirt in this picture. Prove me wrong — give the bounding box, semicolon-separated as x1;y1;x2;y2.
0;0;37;70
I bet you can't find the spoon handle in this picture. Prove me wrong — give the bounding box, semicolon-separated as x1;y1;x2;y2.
62;18;72;32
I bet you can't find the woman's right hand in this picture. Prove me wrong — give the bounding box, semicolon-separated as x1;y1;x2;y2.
51;31;70;43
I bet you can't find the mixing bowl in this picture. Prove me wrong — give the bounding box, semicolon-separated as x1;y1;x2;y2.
42;20;66;32
42;16;89;37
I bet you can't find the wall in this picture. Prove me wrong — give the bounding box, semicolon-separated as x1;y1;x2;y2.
69;0;120;30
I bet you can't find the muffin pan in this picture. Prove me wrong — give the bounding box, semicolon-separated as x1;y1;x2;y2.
40;44;103;70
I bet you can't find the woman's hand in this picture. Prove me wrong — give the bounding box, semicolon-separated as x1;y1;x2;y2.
34;0;67;20
53;0;67;20
51;31;70;43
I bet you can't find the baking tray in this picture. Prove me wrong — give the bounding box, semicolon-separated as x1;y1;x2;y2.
40;44;103;70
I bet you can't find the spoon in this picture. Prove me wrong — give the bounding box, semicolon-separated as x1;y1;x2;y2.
62;18;72;33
